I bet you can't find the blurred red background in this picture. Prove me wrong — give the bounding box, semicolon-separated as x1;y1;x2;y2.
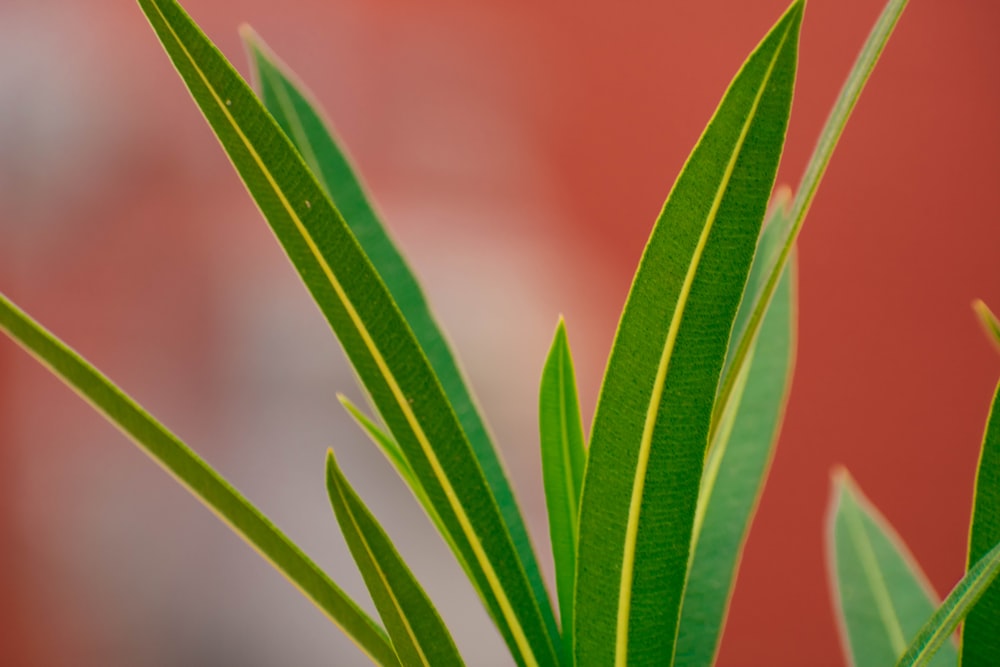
1;0;998;665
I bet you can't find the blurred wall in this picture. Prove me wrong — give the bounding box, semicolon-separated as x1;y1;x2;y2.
1;0;998;665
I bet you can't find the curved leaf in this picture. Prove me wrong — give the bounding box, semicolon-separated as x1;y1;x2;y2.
135;2;558;665
897;540;1000;667
241;29;558;646
0;294;398;667
326;450;465;667
573;4;802;665
715;0;910;432
961;380;1000;666
538;318;586;663
828;470;955;667
676;246;797;667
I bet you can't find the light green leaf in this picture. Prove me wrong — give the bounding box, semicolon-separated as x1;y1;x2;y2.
325;450;465;667
338;394;488;611
676;246;797;665
972;300;1000;354
828;470;956;667
538;318;586;662
714;0;909;431
135;2;558;665
340;395;414;485
241;27;558;653
573;4;802;665
0;294;398;667
897;540;1000;667
960;380;1000;666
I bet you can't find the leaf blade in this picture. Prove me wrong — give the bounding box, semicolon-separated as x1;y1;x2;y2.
714;0;910;435
573;4;802;665
135;2;557;664
326;450;465;667
239;35;557;645
898;540;1000;667
675;248;797;667
539;318;586;662
338;394;489;610
828;470;956;667
0;293;398;667
960;380;1000;666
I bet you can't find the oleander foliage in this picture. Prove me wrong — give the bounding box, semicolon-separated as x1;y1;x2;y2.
1;0;997;665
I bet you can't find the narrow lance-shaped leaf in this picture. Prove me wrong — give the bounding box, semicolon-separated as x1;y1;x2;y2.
827;469;956;667
972;300;1000;355
338;394;490;614
325;450;465;667
897;540;1000;667
573;4;802;665
714;0;909;434
0;294;398;667
538;318;586;663
135;2;558;665
960;380;1000;666
241;28;558;645
675;248;797;666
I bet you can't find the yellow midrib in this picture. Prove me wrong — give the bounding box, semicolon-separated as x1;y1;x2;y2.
148;3;544;666
613;23;793;666
332;464;433;667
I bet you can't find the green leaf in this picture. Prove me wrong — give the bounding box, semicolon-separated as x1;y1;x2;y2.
972;300;1000;354
241;27;558;653
0;294;398;667
340;395;414;486
828;469;956;667
897;540;1000;667
325;450;465;667
714;0;909;432
135;2;558;665
338;394;488;610
573;4;802;665
676;247;797;665
960;380;1000;666
538;318;586;662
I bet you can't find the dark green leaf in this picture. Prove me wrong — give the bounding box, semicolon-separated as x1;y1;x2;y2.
242;27;558;653
135;2;558;664
326;450;465;667
573;4;802;664
961;380;1000;666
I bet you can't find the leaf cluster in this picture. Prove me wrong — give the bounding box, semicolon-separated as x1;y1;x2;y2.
1;0;997;665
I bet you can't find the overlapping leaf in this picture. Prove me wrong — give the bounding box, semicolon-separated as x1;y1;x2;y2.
676;232;797;666
961;380;1000;666
325;450;464;667
241;31;557;646
828;470;955;667
898;540;1000;667
135;1;558;664
0;295;398;666
573;3;802;664
714;0;910;430
538;318;586;662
